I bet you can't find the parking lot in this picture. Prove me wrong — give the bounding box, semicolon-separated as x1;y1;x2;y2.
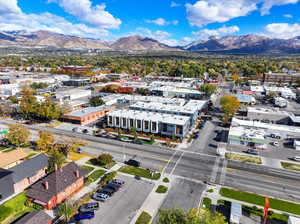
82;174;154;224
153;178;205;223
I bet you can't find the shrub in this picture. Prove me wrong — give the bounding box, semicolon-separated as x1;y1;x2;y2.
0;206;12;221
135;211;152;224
99;171;117;185
163;177;170;183
202;198;212;209
97;153;113;166
156;185;168;194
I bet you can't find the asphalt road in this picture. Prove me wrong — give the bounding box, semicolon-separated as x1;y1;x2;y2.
2;119;300;204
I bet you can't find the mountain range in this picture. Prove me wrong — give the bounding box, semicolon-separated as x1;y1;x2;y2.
1;30;300;54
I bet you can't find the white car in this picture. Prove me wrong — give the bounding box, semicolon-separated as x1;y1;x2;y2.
292;156;300;162
272;142;279;147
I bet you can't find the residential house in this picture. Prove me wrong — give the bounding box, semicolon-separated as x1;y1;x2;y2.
14;210;53;224
26;162;87;209
0;149;27;169
0;168;14;202
9;154;48;193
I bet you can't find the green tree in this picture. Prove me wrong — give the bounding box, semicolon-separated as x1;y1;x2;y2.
6;124;30;147
8;96;19;104
157;208;227;224
36;131;55;152
36;96;62;121
220;95;240;123
231;74;241;86
199;84;218;97
48;151;66;172
89;96;105;107
97;153;113;166
19;87;38;120
57;201;76;222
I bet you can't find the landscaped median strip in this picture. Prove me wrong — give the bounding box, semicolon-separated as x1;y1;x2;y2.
135;211;152;224
281;162;300;172
118;165;161;180
220;187;300;215
225;152;262;164
85;169;106;185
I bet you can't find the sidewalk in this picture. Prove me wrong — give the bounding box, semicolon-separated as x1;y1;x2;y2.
129;175;172;224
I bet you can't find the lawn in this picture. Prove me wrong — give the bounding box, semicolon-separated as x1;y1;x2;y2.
85;169;106;185
80;165;95;173
135;211;152;224
220;187;300;215
24;152;38;160
118;165;161;180
281;162;300;172
156;185;168;194
0;192;33;224
202;197;212;209
87;158;116;169
225;152;262;164
68;151;88;161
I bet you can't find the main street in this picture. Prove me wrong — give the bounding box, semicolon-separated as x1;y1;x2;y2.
2;119;300;203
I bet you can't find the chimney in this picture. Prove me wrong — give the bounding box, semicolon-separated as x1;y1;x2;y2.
60;167;63;172
44;181;49;190
75;170;80;178
54;164;58;171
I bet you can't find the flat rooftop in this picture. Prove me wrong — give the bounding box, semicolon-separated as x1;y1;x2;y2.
65;105;109;118
108;109;190;126
130;100;206;114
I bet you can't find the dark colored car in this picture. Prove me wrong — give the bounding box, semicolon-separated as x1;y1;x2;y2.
126;159;140;167
133;139;143;145
110;179;125;186
79;202;99;213
74;211;95;221
82;129;89;134
105;183;121;192
97;187;114;196
245;149;259;155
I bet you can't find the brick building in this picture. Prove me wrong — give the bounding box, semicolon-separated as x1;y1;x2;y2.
26;162;87;210
263;72;300;83
61;105;114;125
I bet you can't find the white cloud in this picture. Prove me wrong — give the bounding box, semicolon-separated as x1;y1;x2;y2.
0;0;21;14
133;27;179;46
171;1;181;7
145;18;179;26
265;23;300;39
186;0;257;27
186;0;299;27
48;0;121;29
0;0;110;38
283;14;293;18
260;0;298;15
192;25;240;39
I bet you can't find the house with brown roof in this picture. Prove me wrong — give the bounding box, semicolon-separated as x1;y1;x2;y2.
14;210;53;224
26;162;87;210
0;149;27;169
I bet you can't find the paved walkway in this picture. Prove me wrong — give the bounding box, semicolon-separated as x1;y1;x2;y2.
129;175;172;224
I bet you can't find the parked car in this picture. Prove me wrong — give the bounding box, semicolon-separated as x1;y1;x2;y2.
93;193;109;201
133;139;143;145
270;133;281;139
77;148;83;154
82;129;89;134
74;211;95;221
135;175;141;180
125;159;140;167
245;149;259;155
291;156;300;162
121;137;132;142
272;142;279;147
97;188;114;196
105;183;121;192
111;179;125;186
79;202;99;213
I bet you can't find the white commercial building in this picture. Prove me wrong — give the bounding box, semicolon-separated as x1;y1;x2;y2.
55;89;91;104
150;86;204;99
0;84;20;97
288;216;300;224
107;109;190;138
228;125;268;149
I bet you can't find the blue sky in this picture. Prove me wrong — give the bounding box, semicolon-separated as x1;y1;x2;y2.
0;0;300;45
